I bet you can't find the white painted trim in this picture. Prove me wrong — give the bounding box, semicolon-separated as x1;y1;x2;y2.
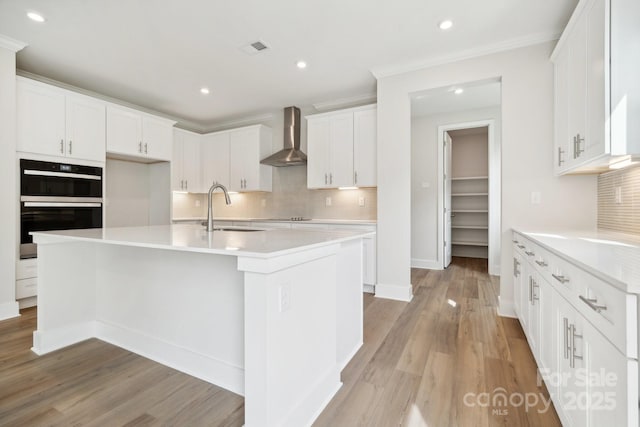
95;320;245;396
18;296;37;310
0;34;27;52
375;283;413;302
205;113;275;133
0;301;20;321
305;103;377;120
497;296;517;318
363;284;375;294
371;32;560;78
312;93;377;111
338;341;363;371
31;321;96;355
437;118;500;274
411;258;442;270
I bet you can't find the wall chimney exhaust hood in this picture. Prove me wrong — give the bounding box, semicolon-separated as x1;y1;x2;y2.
260;106;307;167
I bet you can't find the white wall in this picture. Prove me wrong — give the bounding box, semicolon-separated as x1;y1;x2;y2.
0;42;20;320
377;42;598;311
411;107;499;269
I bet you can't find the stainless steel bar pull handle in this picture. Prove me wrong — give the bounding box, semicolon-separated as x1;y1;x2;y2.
525;250;535;257
517;244;525;249
532;280;539;302
573;135;578;159
563;318;570;360
552;273;569;284
354;171;358;184
69;140;72;155
185;180;188;190
535;260;548;267
579;295;607;313
180;180;184;190
575;133;584;157
528;277;533;302
139;141;142;153
570;324;583;368
60;139;64;153
330;173;333;184
144;143;148;154
558;147;565;166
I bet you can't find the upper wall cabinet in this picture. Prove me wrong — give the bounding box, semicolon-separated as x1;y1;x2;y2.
17;78;106;162
306;104;376;189
201;125;272;193
552;0;640;174
172;129;202;192
106;105;175;162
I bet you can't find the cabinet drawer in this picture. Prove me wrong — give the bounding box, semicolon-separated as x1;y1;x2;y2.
16;258;37;280
16;277;37;299
572;268;637;358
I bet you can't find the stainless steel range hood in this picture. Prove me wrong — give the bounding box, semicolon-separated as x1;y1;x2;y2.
260;106;307;167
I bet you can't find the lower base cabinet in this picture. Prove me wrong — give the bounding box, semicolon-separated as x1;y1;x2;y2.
512;231;638;427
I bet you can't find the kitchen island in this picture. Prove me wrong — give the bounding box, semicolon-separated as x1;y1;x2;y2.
31;224;373;427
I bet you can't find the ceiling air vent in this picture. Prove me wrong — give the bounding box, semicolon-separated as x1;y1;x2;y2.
240;40;270;55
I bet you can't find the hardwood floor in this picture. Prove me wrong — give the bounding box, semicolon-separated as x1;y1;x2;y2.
0;257;560;426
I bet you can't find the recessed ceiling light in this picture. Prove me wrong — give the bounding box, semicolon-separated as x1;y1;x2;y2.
454;88;464;95
27;11;45;22
439;20;453;30
200;87;210;95
296;61;307;69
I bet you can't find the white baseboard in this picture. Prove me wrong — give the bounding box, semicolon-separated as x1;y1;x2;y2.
18;296;37;309
375;283;413;302
489;263;501;276
411;258;442;270
32;321;95;355
338;341;363;372
280;365;342;427
363;284;375;294
95;320;245;396
0;301;20;321
497;296;516;318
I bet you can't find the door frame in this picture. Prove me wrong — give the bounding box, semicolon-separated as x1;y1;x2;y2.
437;119;500;275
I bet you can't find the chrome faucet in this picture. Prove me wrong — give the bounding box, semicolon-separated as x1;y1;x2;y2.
206;183;232;232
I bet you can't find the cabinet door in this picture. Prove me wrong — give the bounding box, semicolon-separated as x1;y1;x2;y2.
201;132;230;190
556;297;588;427
17;80;66;157
307;117;331;188
537;277;557;388
107;106;142;156
142;116;173;161
513;253;523;319
172;129;185;191
584;320;638;427
353;108;376;187
567;13;588;163
65;95;106;162
584;0;607;160
329;112;354;187
229;127;260;191
363;235;376;285
181;132;201;192
554;46;571;173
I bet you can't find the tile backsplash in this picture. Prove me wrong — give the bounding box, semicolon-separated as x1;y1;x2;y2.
172;166;377;220
598;164;640;235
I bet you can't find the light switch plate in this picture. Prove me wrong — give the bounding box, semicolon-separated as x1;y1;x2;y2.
615;187;623;204
358;196;365;207
325;197;332;207
530;191;541;205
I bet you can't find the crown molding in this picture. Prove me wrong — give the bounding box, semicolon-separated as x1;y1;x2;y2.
371;31;560;79
312;93;377;111
203;113;275;133
0;34;27;52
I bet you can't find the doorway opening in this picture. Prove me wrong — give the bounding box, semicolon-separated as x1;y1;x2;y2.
442;125;490;268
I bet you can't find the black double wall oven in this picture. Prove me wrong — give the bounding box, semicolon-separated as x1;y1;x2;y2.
20;159;103;259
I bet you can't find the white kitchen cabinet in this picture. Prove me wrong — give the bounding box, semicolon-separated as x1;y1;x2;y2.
353;107;377;187
552;0;640;173
513;230;639;427
17;78;106;162
306;104;376;189
228;125;272;192
172;129;201;192
201;125;271;193
201;132;230;190
106;105;174;162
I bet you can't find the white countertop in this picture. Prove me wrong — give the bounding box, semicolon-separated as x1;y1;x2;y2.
514;228;640;293
32;224;374;259
171;217;377;225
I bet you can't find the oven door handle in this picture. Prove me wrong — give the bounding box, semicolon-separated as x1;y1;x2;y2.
23;169;102;181
23;202;102;208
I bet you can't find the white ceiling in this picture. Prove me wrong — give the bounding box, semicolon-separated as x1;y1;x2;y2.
0;0;576;131
411;80;501;117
